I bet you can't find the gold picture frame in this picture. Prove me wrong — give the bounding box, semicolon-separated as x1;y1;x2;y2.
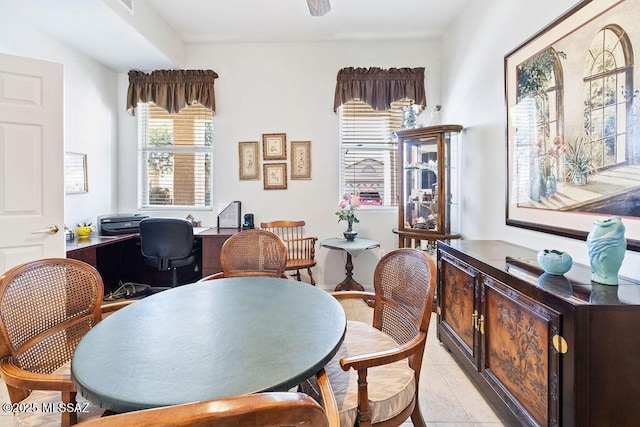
263;163;288;190
65;152;88;194
238;141;260;180
290;141;311;180
262;133;287;160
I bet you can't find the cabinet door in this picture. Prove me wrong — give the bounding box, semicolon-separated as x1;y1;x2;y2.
438;253;480;368
481;276;561;427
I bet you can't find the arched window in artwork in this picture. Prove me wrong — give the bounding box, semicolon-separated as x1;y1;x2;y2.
583;25;633;169
517;48;565;153
515;47;564;200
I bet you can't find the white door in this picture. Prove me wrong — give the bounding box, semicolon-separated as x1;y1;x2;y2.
0;53;64;274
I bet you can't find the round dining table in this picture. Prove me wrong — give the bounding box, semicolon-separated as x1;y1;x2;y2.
71;277;346;413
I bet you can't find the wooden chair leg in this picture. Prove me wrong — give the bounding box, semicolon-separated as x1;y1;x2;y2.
411;403;426;427
61;391;78;426
295;270;302;281
307;268;316;286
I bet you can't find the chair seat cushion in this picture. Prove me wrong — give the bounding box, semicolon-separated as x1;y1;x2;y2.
13;362;104;426
325;320;416;426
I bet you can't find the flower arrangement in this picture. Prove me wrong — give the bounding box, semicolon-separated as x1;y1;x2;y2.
335;193;361;229
542;136;568;181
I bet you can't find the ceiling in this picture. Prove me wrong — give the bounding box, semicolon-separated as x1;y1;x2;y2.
0;0;469;71
146;0;470;44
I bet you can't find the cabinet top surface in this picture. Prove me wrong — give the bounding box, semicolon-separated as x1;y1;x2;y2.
394;124;463;139
439;239;640;306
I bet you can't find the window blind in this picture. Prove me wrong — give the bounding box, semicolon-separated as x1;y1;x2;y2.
138;102;213;209
339;99;417;206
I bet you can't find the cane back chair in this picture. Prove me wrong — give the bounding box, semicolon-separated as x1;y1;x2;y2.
304;248;436;426
77;368;339;427
260;220;317;285
0;258;130;426
199;229;288;281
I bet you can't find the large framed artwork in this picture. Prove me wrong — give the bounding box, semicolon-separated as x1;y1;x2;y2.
505;0;640;251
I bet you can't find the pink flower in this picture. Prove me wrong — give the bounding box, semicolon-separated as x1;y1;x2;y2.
342;193;350;200
339;200;348;209
350;195;362;208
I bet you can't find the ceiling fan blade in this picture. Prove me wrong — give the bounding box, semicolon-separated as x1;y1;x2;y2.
307;0;331;16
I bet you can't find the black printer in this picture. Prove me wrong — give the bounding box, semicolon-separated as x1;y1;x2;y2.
97;213;149;236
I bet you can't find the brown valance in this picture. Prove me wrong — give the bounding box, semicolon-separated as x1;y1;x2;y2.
333;67;426;112
126;69;218;116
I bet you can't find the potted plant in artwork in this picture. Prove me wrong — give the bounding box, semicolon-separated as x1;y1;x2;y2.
564;137;596;185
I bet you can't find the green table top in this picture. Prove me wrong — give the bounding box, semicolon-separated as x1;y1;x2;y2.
71;277;346;413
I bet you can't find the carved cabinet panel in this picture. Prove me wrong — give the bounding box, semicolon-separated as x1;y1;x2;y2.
438;253;478;365
482;277;560;427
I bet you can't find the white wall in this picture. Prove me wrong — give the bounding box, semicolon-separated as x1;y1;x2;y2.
0;9;120;231
441;0;640;278
117;40;442;288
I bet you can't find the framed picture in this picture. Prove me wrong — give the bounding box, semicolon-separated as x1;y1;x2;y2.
65;152;88;194
290;141;311;179
505;0;640;251
263;163;288;190
262;133;287;160
238;141;260;180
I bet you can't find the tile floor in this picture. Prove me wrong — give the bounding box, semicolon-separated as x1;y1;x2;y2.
0;285;509;427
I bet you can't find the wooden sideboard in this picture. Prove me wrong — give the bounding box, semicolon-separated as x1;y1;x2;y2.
66;228;239;292
437;240;640;427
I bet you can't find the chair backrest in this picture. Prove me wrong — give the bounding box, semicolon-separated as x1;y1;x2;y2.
139;218;194;270
220;229;288;277
260;220;316;262
372;247;436;349
0;258;103;374
76;392;329;426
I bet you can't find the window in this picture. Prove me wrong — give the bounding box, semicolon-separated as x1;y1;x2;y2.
339;99;416;206
583;25;632;169
138;102;213;209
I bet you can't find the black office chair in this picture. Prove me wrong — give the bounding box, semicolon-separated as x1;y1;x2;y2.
139;218;200;287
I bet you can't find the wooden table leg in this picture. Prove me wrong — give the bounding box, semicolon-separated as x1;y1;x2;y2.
334;252;364;292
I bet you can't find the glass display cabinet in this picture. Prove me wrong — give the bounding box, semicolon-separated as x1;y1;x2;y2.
393;124;463;251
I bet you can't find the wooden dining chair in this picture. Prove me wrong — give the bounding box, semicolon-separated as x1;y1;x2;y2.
0;258;131;427
199;229;288;280
260;220;317;285
77;368;339;427
302;248;436;427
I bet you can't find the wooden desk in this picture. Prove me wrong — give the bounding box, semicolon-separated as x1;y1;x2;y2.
66;228;240;291
71;277;346;413
196;228;240;277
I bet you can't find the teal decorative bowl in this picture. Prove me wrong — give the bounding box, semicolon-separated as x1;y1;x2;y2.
537;249;573;275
